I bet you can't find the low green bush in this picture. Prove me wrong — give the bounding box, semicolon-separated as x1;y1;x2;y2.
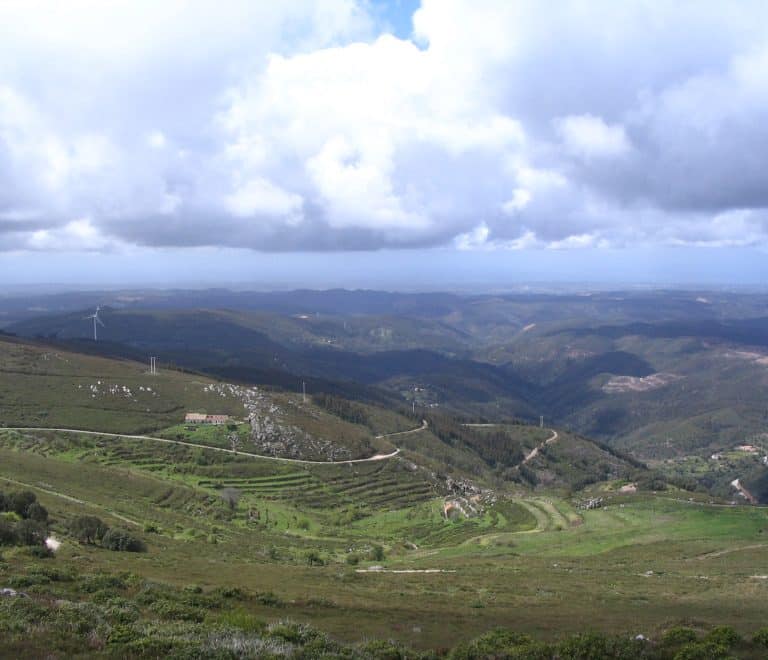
101;528;146;553
673;640;734;660
704;626;741;648
149;599;206;623
14;519;47;546
753;627;768;648
663;627;699;647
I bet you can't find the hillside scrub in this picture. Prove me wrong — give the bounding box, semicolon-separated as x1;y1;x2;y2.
0;489;49;547
69;515;146;552
0;568;766;659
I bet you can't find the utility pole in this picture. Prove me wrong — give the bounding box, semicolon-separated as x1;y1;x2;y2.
150;357;158;375
302;381;306;403
540;415;544;428
412;400;416;415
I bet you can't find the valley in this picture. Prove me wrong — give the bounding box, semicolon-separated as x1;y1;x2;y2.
2;290;768;657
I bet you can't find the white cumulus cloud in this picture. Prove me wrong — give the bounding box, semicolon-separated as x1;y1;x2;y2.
1;0;768;253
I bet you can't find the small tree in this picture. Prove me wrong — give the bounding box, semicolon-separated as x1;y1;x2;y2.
26;501;48;523
70;515;109;544
305;550;324;566
0;519;17;546
369;544;385;562
220;488;242;512
15;519;47;546
101;528;146;552
10;490;37;518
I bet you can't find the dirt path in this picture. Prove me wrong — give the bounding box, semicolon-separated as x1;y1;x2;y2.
523;429;559;464
355;568;456;574
690;543;768;561
0;422;429;465
0;475;140;527
375;419;428;440
731;478;758;504
459;424;559;465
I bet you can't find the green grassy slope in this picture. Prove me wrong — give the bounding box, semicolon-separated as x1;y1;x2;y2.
1;430;767;653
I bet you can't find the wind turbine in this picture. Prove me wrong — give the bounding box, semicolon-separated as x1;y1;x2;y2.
84;306;105;341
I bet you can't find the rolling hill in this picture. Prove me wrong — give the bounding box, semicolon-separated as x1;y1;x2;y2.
6;287;768;468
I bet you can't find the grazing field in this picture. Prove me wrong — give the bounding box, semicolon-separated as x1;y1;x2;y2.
1;427;768;654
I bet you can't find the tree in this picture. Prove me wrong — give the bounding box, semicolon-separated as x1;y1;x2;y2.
9;490;37;518
0;519;17;546
101;528;146;552
305;550;324;566
220;487;242;512
70;515;109;544
369;544;385;562
15;519;47;546
26;502;48;523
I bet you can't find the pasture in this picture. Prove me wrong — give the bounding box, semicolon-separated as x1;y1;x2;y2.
1;427;767;650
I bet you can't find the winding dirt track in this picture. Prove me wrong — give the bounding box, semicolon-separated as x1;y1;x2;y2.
0;420;429;466
460;423;559;465
522;429;559;464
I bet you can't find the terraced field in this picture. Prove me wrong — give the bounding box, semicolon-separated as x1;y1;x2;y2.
300;462;437;510
196;471;315;495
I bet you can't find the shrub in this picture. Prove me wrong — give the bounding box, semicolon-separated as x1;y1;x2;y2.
663;627;699;647
673;640;733;660
216;586;246;599
266;620;324;645
9;491;37;518
7;573;51;588
255;591;283;607
704;626;741;648
101;528;146;553
305;550;324;566
26;502;48;523
149;599;205;623
108;624;141;645
0;520;17;546
69;515;109;544
220;487;242;512
346;553;360;566
753;627;768;648
15;519;47;546
356;638;413;659
369;544;385;562
80;574;127;593
462;629;535;657
557;632;611;659
27;545;54;559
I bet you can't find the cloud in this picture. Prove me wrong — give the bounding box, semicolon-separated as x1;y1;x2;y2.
555;115;631;160
2;0;768;253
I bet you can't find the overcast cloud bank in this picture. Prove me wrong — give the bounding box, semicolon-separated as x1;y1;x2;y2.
2;0;768;256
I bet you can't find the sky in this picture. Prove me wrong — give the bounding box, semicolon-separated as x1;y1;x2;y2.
2;0;768;289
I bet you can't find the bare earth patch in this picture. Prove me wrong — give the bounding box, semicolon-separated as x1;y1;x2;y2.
602;373;682;394
721;349;768;366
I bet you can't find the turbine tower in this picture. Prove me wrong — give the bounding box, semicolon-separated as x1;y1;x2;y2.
84;306;105;341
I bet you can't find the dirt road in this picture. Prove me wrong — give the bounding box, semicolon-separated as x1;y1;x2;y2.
0;422;428;465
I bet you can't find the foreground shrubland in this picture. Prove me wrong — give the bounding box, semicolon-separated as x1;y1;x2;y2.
1;563;767;659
